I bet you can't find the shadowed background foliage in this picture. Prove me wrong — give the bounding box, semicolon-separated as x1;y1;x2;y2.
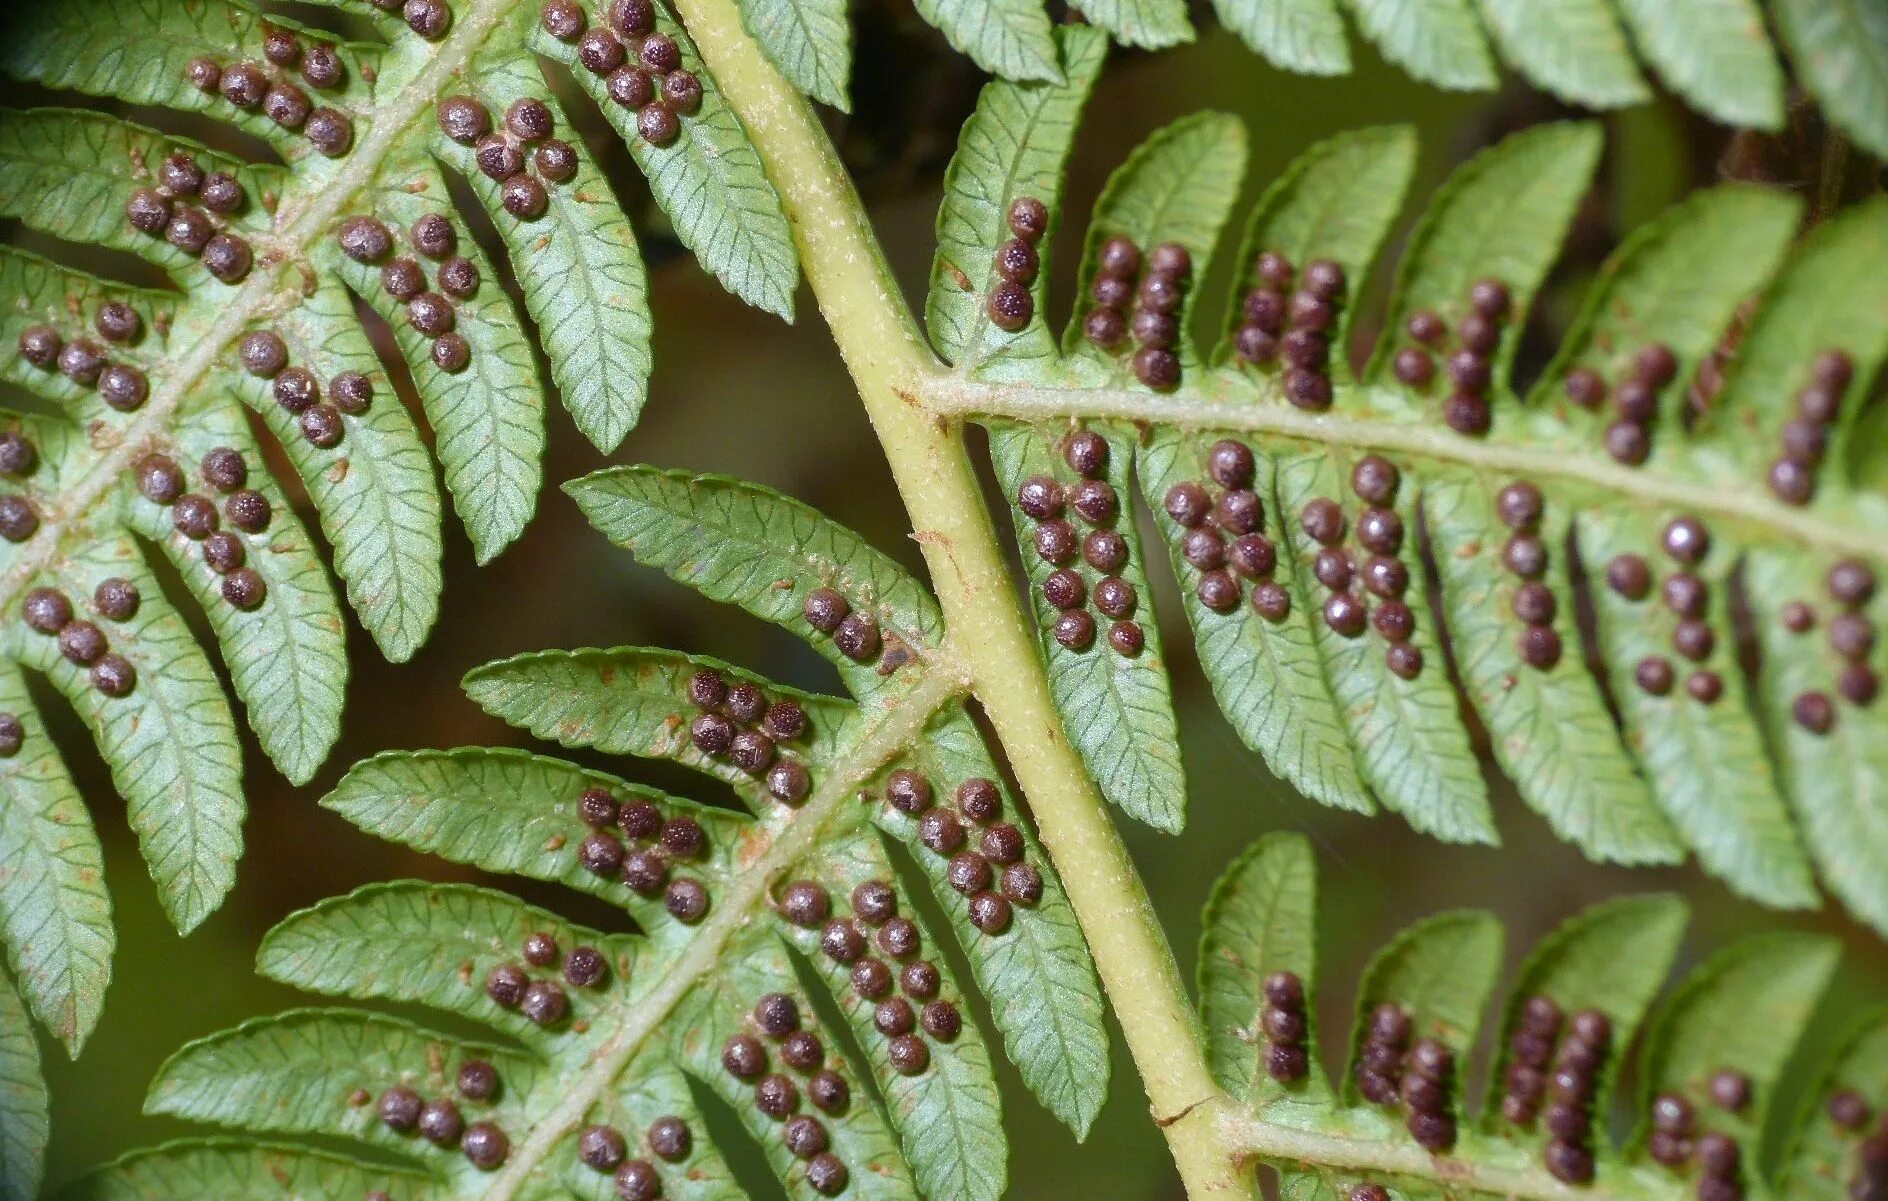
3;8;1884;1197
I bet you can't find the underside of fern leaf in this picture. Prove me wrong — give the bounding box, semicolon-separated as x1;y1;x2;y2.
67;467;1108;1201
1197;832;1888;1201
916;46;1888;938
0;0;800;1058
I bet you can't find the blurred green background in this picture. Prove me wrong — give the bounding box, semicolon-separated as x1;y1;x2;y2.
5;9;1886;1198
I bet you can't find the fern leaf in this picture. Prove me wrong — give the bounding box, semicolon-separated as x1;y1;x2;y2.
0;970;48;1201
1076;0;1193;52
737;0;854;108
1470;0;1650;108
1342;910;1504;1103
1773;0;1888;160
911;0;1062;86
1340;0;1497;91
1779;1011;1888;1197
1612;0;1786;130
1210;0;1351;75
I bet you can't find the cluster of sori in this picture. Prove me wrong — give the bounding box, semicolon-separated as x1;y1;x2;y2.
373;1059;514;1171
880;769;1043;932
0;428;35;545
985;197;1047;333
576;1113;696;1201
1604;516;1725;705
337;215;479;373
1495;997;1612;1183
1235;250;1347;411
1304;456;1423;679
802;586;908;672
1258;971;1310;1082
19;581;139;698
1768;350;1857;505
17;301;155;426
1391;280;1512;435
1561;342;1680;466
135;451;273;610
1163;439;1289;624
1016;430;1145;657
1493;482;1563;670
548;0;702;147
1355;1003;1458;1153
1782;560;1879;735
361;0;454;39
685;667;812;806
1828;1086;1888;1201
437;95;578;219
482;930;608;1032
122;150;254;284
1646;1069;1758;1199
721;990;856;1196
183;27;352;156
1080;235;1192;390
779;877;966;1085
568;781;713;923
234;329;362;446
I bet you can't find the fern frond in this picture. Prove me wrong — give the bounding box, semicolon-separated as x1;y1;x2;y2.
0;0;800;1053
1200;832;1864;1199
71;471;1108;1201
918;65;1888;936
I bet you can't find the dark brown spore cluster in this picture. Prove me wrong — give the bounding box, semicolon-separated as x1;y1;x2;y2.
375;1054;522;1169
1395;278;1510;435
1560;341;1680;466
1259;971;1309;1082
876;769;1042;933
1354;1003;1455;1151
135;450;274;610
21;580;139;697
1768;350;1855;506
574;771;714;923
484;929;611;1036
1521;1003;1610;1184
18;303;161;430
1015;430;1146;657
1300;455;1422;679
985;198;1045;333
1081;236;1191;390
336;213;478;374
576;1111;696;1200
0;712;24;758
121;148;255;283
1235;250;1345;412
685;666;813;811
1162;437;1288;626
801;584;910;674
1783;558;1879;736
438;92;580;220
1647;1068;1757;1198
1495;482;1561;670
236;325;365;446
1607;515;1723;704
183;25;353;155
719;992;851;1195
1825;1088;1888;1201
558;0;700;148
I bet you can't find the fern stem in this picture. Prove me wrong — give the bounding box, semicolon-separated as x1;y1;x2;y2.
929;377;1888;561
663;4;1247;1194
481;667;963;1201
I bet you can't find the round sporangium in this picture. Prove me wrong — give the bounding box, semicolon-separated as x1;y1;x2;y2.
563;945;606;987
781;1029;823;1071
665;878;709;922
852;880;896;924
484;963;528;1007
614;1160;660;1201
808;1070;849;1114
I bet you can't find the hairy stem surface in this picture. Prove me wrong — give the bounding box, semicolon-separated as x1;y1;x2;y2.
664;3;1245;1194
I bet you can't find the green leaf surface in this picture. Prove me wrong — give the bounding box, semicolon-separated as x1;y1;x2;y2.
1198;834;1321;1102
1339;0;1497;90
1368;122;1601;387
0;972;47;1201
1216;125;1417;370
737;0;853;108
1578;510;1818;909
1635;933;1839;1151
1064;111;1248;373
0;662;113;1055
1210;0;1350;74
1423;472;1679;864
1780;1010;1888;1198
1138;432;1369;815
1480;895;1687;1122
1077;0;1194;51
1275;450;1493;844
913;0;1062;85
62;1143;431;1201
988;422;1185;831
1774;0;1888;160
1471;0;1649;107
929;26;1106;377
1613;0;1785;130
468;46;655;454
1343;910;1503;1102
567;467;945;696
